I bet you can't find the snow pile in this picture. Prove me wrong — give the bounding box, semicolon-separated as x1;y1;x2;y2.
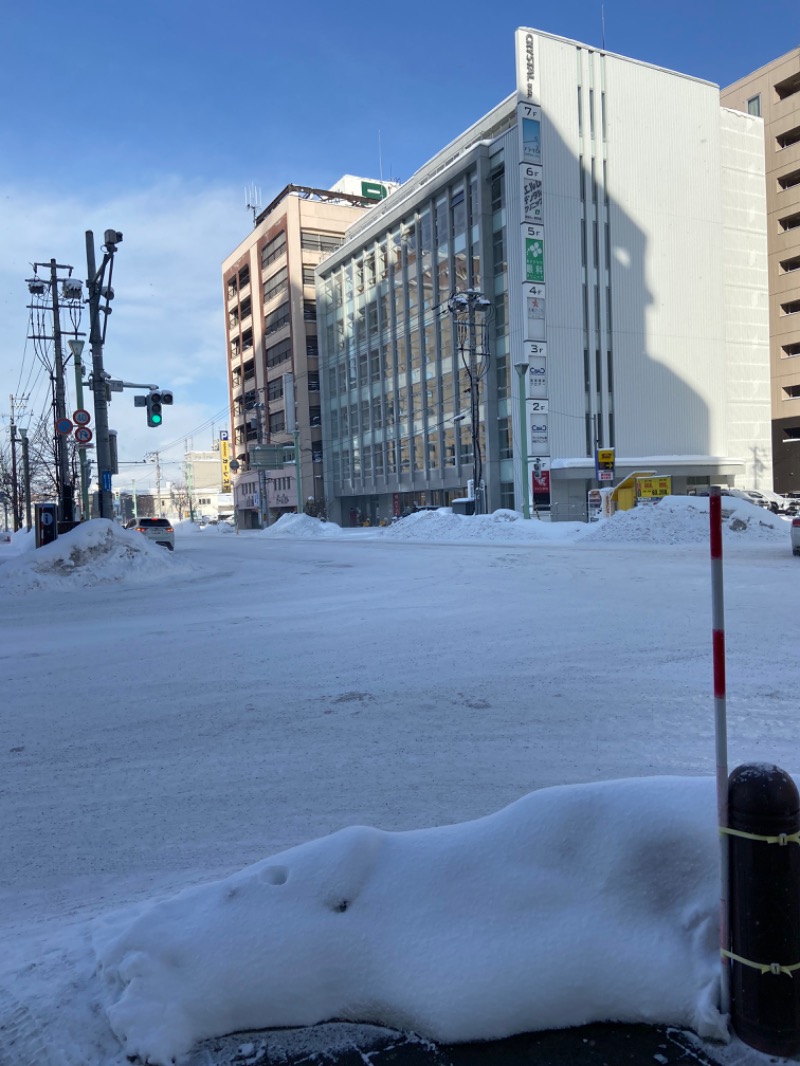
175;519;233;536
93;776;724;1066
0;519;185;592
262;513;343;537
584;496;788;546
384;508;584;543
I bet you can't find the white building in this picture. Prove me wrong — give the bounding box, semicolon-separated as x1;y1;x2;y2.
316;28;772;522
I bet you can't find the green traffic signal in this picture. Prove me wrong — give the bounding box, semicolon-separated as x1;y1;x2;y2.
147;391;164;428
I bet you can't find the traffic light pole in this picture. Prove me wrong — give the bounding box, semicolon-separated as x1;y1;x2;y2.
85;231;117;519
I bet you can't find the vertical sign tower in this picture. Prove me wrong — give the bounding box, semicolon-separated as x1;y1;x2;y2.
515;29;550;511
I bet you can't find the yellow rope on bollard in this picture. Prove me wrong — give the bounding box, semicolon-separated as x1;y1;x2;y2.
720;826;800;846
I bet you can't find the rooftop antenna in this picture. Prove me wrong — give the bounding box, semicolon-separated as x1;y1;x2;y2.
245;184;262;228
601;4;606;49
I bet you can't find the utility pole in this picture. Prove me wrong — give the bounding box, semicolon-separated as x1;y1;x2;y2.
68;340;91;519
28;263;82;527
48;259;74;524
284;373;302;513
85;229;122;519
185;448;195;522
448;290;494;516
9;395;20;531
19;428;32;530
147;452;162;515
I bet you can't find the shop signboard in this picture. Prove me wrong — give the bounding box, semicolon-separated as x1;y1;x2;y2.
596;447;615;483
637;476;671;500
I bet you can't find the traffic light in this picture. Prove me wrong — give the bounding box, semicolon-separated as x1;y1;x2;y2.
147;391;163;428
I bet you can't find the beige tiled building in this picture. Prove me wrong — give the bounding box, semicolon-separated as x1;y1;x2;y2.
722;50;800;493
222;182;392;527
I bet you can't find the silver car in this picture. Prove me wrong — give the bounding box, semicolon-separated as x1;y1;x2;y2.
126;517;175;551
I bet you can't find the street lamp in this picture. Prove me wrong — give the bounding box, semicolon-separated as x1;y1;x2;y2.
514;360;532;520
447;289;493;515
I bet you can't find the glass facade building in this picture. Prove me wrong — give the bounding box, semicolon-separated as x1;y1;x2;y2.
318;125;516;524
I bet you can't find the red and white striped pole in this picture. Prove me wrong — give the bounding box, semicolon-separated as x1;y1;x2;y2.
710;486;730;1017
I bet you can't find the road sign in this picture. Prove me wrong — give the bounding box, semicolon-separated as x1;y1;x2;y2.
102;471;112;491
229;459;240;472
73;409;91;426
74;426;93;444
56;418;73;435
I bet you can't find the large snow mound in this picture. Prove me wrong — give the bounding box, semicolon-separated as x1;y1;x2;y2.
384;508;585;543
94;776;725;1066
0;519;186;592
262;513;343;537
583;495;789;545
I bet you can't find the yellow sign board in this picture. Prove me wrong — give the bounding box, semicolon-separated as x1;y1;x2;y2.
597;449;615;466
636;476;671;499
220;439;231;492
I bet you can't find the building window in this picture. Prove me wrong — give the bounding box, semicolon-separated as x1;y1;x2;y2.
261;231;286;270
309;406;321;427
263;266;288;304
267;378;283;402
303;300;317;321
780;255;800;274
779;211;800;232
238;265;250;289
747;95;761;117
308;372;320;392
778;169;800;191
266;337;292;368
302;265;316;286
783;385;800;399
782;342;800;358
775;72;800;102
781;299;800;316
265;301;290;335
777;126;800;150
269;412;285;434
783;426;800;441
301;231;344;254
498;416;513;460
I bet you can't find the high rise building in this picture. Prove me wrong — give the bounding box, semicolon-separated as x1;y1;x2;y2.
316;29;772;524
721;49;800;493
222;181;393;528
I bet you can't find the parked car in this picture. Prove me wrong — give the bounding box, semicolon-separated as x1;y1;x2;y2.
792;517;800;557
741;489;793;514
126;517;175;551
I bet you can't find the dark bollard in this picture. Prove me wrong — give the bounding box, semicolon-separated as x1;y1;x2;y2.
728;763;800;1056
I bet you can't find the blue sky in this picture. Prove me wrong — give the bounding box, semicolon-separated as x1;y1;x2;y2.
1;0;798;488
